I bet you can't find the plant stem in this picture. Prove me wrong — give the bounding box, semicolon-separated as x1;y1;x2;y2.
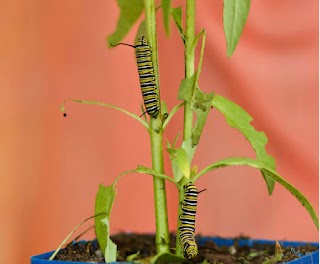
176;0;196;257
183;0;196;141
144;0;170;255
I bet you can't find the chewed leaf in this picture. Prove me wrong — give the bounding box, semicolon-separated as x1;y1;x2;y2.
167;147;190;181
100;216;117;262
181;138;196;167
105;238;117;263
194;157;319;230
223;0;251;57
108;0;144;46
191;87;214;146
178;73;196;103
212;95;276;194
94;184;117;261
151;252;186;264
162;0;172;36
170;7;184;41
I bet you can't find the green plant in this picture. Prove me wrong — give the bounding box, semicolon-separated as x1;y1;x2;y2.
61;1;318;263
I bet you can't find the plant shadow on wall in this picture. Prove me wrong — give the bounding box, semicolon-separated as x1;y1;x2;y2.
42;0;319;263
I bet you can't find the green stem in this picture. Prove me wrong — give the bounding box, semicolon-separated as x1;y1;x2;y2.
183;0;196;142
144;0;170;255
176;0;196;257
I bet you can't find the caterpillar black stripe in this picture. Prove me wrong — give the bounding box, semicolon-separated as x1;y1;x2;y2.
179;183;200;260
110;37;159;118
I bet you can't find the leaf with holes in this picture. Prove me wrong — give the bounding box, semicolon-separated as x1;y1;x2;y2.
212;94;276;194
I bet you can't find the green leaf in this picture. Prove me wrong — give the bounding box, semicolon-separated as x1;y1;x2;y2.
181;138;196;168
107;0;144;46
191;87;214;146
173;132;181;148
212;95;276;194
135;20;146;44
167;147;190;181
170;7;184;41
194;157;319;230
223;0;251;58
94;184;117;262
151;252;186;264
162;0;171;36
177;73;196;103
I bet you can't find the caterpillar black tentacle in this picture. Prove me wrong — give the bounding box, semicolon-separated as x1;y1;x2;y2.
179;183;204;260
111;37;159;119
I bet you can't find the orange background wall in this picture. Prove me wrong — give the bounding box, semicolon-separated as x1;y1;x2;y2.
1;1;318;263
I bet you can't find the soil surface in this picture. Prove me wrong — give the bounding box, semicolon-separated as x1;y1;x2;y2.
54;233;318;263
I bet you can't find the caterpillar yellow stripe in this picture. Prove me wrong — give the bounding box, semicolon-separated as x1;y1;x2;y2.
111;37;159;118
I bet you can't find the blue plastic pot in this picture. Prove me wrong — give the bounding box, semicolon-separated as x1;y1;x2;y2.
31;237;319;264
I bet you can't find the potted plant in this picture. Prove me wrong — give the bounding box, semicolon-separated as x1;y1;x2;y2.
31;0;319;263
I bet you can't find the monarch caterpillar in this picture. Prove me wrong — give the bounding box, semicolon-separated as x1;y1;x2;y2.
179;183;205;260
110;36;159;118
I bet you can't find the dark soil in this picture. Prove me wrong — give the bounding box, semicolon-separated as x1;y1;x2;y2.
54;233;318;263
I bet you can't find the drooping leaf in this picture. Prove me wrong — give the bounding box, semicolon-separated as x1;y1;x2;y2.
167;147;190;181
162;0;172;36
194;157;319;230
223;0;251;58
49;214;104;261
126;251;140;262
94;184;117;262
191;87;214;146
108;0;144;46
212;95;276;194
170;6;184;41
120;166;176;186
61;98;149;130
261;241;282;264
